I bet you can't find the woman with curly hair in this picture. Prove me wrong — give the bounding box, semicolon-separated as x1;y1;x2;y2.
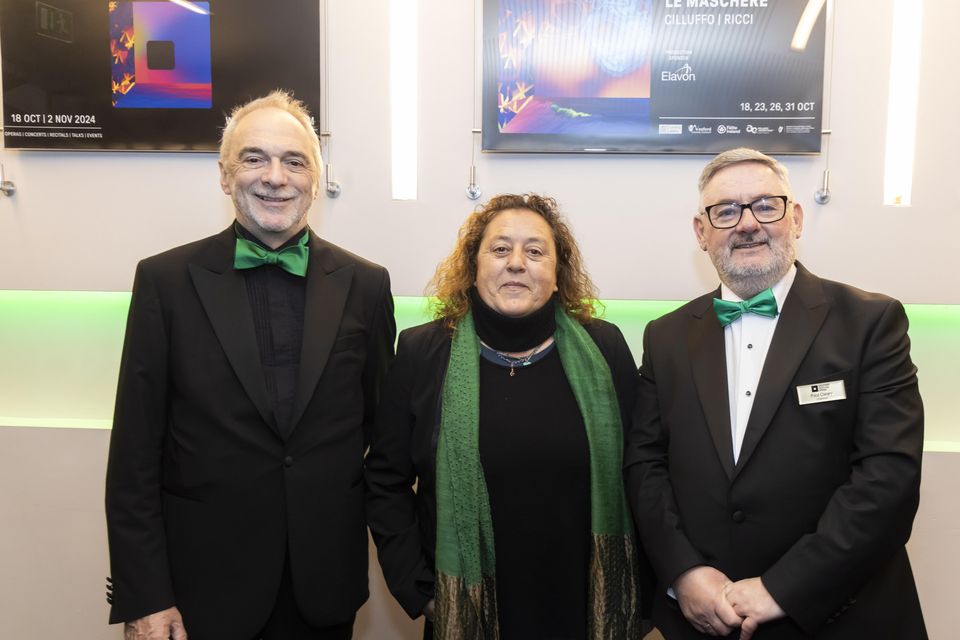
365;194;643;639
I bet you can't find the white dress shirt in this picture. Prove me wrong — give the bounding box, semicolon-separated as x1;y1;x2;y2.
667;265;799;598
721;264;797;463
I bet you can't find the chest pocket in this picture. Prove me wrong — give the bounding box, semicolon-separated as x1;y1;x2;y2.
331;331;365;353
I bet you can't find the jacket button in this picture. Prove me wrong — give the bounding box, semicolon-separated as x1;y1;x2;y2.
284;456;294;467
732;510;745;523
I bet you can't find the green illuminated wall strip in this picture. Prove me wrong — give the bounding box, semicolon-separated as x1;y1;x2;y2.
1;291;957;452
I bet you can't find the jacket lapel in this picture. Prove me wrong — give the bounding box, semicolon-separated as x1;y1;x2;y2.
689;292;736;480
288;233;354;432
188;227;276;430
733;264;829;477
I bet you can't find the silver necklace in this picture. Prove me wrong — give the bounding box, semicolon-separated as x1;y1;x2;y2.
481;340;550;377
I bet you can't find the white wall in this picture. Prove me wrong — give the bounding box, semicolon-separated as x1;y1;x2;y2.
1;0;958;305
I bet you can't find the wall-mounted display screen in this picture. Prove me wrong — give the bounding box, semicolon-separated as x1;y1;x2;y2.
483;0;825;154
0;0;320;151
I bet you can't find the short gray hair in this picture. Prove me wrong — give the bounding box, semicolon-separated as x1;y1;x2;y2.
698;147;793;199
219;90;323;196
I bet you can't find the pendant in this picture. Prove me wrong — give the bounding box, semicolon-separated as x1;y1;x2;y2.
509;364;516;377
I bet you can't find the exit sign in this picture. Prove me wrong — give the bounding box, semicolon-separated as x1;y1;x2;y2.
36;2;73;43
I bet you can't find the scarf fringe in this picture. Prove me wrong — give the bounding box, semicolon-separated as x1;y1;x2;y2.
588;534;643;640
435;571;500;640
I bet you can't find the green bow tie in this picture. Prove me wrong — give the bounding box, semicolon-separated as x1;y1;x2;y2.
713;288;778;327
234;232;309;277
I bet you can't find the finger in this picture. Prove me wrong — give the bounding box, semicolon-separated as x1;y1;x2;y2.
739;616;759;640
716;599;743;628
171;621;188;640
707;618;734;636
713;597;746;627
727;597;747;617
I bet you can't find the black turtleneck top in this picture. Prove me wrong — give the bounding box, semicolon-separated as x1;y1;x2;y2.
471;292;590;640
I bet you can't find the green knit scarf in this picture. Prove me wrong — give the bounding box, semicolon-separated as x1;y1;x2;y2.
434;308;641;640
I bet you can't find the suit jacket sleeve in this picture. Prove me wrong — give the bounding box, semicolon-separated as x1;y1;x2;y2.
361;268;397;448
105;261;176;623
624;320;706;589
364;328;435;619
761;298;923;633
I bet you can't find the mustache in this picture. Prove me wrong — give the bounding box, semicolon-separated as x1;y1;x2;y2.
730;232;768;246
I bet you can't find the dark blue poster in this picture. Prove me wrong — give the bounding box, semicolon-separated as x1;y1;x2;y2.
483;0;826;154
1;0;320;151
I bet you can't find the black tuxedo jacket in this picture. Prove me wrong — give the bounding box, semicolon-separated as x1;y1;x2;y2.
625;264;926;639
364;318;644;619
105;226;395;638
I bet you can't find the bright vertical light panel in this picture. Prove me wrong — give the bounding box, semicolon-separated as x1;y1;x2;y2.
390;0;418;200
790;0;826;52
883;0;923;206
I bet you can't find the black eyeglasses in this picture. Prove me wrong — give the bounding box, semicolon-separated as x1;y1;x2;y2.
702;195;789;229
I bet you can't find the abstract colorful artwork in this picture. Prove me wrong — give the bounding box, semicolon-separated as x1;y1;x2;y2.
496;0;652;136
110;1;212;109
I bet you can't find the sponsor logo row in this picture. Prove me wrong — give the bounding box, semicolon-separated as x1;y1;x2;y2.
658;123;815;135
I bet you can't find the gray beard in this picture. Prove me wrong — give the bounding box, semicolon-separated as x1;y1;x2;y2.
711;234;796;299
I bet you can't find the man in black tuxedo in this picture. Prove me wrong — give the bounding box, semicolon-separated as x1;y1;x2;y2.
625;148;926;639
105;91;395;640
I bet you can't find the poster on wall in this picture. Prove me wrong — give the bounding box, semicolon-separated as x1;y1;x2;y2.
0;0;320;151
484;0;825;154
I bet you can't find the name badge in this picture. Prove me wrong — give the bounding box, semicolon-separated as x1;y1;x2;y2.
797;380;846;405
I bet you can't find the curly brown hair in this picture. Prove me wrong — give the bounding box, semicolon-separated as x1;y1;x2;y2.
429;193;599;328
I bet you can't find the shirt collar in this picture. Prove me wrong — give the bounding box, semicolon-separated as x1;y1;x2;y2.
234;221;310;251
720;263;797;312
